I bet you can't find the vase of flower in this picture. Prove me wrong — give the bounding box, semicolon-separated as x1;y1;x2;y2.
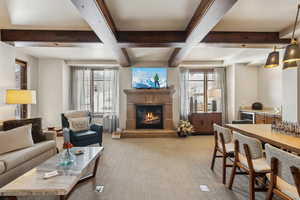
59;142;76;166
177;120;194;137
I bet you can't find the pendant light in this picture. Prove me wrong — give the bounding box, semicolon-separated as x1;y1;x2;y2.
265;46;279;68
283;4;300;68
283;61;299;69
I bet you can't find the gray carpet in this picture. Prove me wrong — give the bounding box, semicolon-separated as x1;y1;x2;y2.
67;134;274;200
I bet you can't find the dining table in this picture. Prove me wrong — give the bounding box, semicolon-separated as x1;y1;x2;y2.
225;124;300;155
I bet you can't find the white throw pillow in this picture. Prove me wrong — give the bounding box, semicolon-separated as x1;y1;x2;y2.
68;117;90;132
0;124;34;155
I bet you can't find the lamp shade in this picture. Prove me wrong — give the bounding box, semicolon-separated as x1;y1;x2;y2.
283;41;300;65
6;90;36;104
264;51;279;68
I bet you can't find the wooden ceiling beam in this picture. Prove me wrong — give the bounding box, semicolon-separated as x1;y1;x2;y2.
202;31;290;44
117;31;186;48
168;0;238;67
0;29;101;43
70;0;130;67
1;29;289;47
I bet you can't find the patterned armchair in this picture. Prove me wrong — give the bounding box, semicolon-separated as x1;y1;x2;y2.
62;111;103;146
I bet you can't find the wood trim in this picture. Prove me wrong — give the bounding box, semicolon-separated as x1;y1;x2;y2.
95;0;117;33
1;30;289;47
15;59;28;119
202;31;290;44
186;0;215;35
169;0;238;67
70;0;130;67
1;29;101;43
117;31;186;47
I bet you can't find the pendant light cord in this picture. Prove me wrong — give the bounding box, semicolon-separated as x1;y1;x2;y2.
292;4;300;41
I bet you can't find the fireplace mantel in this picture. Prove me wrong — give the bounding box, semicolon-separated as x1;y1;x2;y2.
124;86;175;95
123;86;176;134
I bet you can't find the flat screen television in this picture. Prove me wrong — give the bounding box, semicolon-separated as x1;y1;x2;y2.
132;67;167;89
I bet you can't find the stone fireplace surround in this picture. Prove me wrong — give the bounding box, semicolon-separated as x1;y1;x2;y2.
122;86;176;137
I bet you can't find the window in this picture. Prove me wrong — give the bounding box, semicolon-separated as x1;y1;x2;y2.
71;68;118;114
15;59;27;118
188;70;215;112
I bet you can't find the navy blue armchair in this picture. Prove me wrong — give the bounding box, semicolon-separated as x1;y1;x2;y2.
61;111;103;146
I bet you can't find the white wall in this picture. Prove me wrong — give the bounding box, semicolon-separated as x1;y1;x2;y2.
282;67;300;122
0;42;39;120
226;63;258;122
62;62;70;112
257;66;282;108
119;67;132;129
38;59;70;127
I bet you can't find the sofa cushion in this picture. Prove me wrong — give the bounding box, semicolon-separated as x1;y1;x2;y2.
72;130;97;141
0;125;34;155
3;118;46;143
0;140;56;174
68;117;90;132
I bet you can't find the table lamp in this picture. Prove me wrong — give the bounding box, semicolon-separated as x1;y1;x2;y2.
5;89;36;118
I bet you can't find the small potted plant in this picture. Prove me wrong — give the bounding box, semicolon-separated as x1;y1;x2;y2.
177;120;194;137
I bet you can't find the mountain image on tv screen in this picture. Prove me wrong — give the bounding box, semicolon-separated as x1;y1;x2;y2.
132;68;167;89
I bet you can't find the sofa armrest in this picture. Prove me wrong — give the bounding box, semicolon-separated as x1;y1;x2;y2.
43;130;57;141
90;123;103;133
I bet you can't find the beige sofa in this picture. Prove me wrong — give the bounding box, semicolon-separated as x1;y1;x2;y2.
0;131;57;187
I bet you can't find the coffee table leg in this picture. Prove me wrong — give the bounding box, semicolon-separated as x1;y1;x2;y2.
92;156;100;178
78;156;101;183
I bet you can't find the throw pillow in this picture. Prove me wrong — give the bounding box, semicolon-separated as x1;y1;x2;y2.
64;111;89;119
3;118;47;143
0;124;34;155
68;117;90;132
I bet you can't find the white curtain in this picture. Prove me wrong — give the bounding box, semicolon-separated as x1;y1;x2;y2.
102;69;119;133
179;68;190;120
70;67;119;133
70;67;91;111
214;68;228;124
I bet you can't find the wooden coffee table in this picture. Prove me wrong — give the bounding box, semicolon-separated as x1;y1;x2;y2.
0;147;103;200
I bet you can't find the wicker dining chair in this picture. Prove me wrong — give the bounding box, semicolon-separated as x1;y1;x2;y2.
228;132;271;200
210;124;234;184
265;144;300;200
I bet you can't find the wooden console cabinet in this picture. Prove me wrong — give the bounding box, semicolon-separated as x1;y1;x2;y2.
188;112;222;135
255;113;282;124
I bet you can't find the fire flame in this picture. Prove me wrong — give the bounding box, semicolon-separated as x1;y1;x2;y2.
146;112;154;121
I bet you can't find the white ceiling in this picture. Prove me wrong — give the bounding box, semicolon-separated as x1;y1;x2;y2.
127;48;174;62
0;0;89;30
214;0;297;32
186;47;243;61
105;0;202;30
18;47;116;60
0;0;297;32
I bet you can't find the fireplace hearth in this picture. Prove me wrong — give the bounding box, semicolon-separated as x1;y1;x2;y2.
136;105;163;129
